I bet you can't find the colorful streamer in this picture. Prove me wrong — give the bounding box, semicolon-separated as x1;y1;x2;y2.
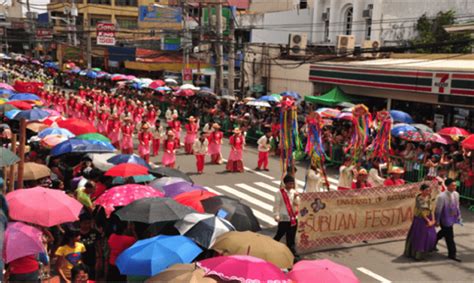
306;112;331;190
345;104;371;163
369;110;392;161
279;97;299;179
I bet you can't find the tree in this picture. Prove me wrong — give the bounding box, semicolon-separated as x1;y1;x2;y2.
411;10;472;53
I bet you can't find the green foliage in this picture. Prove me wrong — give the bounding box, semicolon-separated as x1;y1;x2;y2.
411;10;472;53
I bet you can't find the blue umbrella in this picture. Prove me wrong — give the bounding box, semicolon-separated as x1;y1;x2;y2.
258;95;280;102
156;86;171;92
86;70;98;79
51;139;116;156
9;93;40;101
0;89;15;96
5;110;20;119
70;67;81;74
391;124;418;136
281;91;301;100
38;127;75;139
115;235;202;276
13;109;50;121
390;110;413;124
107;154;151;169
96;72;108;79
112;174;156;185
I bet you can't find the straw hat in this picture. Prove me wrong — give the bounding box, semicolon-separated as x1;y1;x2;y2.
358;169;368;175
212;123;221;129
141;123;150;129
389;167;405;174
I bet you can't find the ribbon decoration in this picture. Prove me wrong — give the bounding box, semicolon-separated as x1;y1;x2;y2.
306;112;331;191
279;97;299;179
369;110;392;161
345;104;371;163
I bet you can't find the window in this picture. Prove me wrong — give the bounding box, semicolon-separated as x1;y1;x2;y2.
324;20;330;42
115;0;138;6
116;16;137;29
343;6;353;35
88;0;111;4
299;0;308;9
365;18;372;40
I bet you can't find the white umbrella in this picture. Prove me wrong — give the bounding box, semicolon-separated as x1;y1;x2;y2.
87;153;117;171
165;78;178;85
180;84;200;91
246;100;271;108
220;95;237;101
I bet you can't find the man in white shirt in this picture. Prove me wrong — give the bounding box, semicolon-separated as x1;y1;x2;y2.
368;159;385;187
165;106;178;122
338;156;354;190
256;131;272;171
192;132;209;174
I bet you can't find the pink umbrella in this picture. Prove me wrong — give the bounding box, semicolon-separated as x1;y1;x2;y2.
149;80;166;89
175;89;195;97
423;132;452;145
288;259;360;283
41;134;68;148
6;186;83;227
4;222;45;263
336;112;353;121
0;83;14;91
95;184;164;216
125;75;137;81
197;255;290;283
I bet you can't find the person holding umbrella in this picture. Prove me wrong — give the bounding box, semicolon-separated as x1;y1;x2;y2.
226;128;245;173
193;131;209;174
162;131;177;168
184;116;199;154
208;123;223;164
121;117;134;154
138;123;153;163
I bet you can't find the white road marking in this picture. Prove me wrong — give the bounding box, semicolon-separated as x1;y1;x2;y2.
235;183;274;202
254;182;279;193
214;185;273;212
357;267;392;283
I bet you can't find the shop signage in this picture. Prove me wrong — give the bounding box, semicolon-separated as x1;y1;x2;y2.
432;73;451;94
96;22;116;46
182;68;193;84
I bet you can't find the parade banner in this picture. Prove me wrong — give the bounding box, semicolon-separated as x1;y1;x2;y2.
296;181;438;253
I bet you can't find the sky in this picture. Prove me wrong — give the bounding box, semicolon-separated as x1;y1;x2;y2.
5;0;49;14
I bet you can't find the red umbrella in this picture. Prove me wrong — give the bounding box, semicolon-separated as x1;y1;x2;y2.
175;89;195;97
174;190;217;213
57;118;97;135
6;100;33;110
42;115;66;126
438;127;469;137
149;80;165;89
461;134;474;150
105;163;149;178
423;132;452;145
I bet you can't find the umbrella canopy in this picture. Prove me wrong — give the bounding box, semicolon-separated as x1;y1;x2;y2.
336;112;353;121
150;177;188;190
0;89;16;97
13;109;50;121
5;109;20;119
390;110;413;124
150;167;193;183
180;84;200;91
398;130;423;142
246;100;271;108
411;123;434;133
76;133;111;143
0;83;15;91
175;89;195;97
162;182;207;198
423;132;452;145
391;124;417;136
6;186;83;226
280;91;301;100
175;213;235;248
105;163;149;177
201;196;261;232
116;235;202;276
0;147;20;167
438;127;470;137
149;80;166;89
26;122;49;133
51;139;116;156
116;197;195;224
304;87;356;106
156;86;171;92
174;190;218;213
112;174;156;185
41;134;69;148
4;222;44;263
165;78;178;85
88;153;117;171
107;154;150;169
9;162;51;181
9;93;40;101
94;184;164;216
288;259;360;283
462;134;474;150
38;127;75;138
145;263;217;283
211;231;293;269
111;74;127;81
0;103;18;114
316;107;341;119
6;100;33;110
258;95;280;102
197;255;290;283
57;118;97;135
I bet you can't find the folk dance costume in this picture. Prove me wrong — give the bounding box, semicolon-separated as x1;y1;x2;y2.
168;114;182;149
184;116;198;154
193;135;208;174
121;119;134;154
162;132;177;168
146;105;158;125
97;109;109;135
226;128;245;173
208;123;223;164
138;124;153;163
108;115;121;149
152;122;164;157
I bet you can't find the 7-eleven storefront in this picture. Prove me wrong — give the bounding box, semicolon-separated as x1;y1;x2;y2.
309;59;474;132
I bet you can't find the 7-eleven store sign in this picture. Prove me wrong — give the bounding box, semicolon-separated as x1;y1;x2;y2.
432;73;452;94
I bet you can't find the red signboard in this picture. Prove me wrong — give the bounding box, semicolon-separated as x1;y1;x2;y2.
182;68;193;83
96;22;116;46
36;29;53;39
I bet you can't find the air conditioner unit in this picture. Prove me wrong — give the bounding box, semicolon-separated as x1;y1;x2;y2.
362;40;381;58
288;33;307;56
362;9;372;18
336;35;355;56
322;12;329;21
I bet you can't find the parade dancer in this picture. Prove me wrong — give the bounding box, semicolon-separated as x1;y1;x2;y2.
107;114;121;149
138;124;153;163
193;132;208;174
97;107;109;135
152;120;164;157
146;105;157;125
256;131;272;171
121;118;134;154
226;128;245;173
208;123;223;164
184;116;198;154
168;114;182;149
162;131;177;168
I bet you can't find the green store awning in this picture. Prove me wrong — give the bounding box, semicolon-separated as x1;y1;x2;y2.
304;87;358;106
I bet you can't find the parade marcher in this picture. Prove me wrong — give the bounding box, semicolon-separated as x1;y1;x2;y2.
338;156;354;190
435;178;462;262
96;107;109;135
368;159;385;187
404;184;436;261
226;128;245;173
184;116;199;154
152;120;164;157
208;123;223;164
305;162;323;192
146;105;158;125
162;131;177;168
165;105;178;122
193;132;209;174
168;113;182;149
384;167;406;186
138;123;153;163
256;131;272;171
273;174;300;256
121;117;134;154
352;169;372;189
107;114;121;149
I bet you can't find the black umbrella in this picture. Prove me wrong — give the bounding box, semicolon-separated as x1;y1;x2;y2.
149;167;193;183
201;196;261;232
115;197;195;224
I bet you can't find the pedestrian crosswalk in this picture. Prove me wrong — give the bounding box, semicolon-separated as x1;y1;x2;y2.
205;177;339;229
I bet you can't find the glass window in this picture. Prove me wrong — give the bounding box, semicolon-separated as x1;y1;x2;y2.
115;0;138;6
116;17;138;29
344;6;353;35
88;0;111;4
365;18;372;40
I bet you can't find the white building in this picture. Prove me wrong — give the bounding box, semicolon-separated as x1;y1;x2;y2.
250;0;474;46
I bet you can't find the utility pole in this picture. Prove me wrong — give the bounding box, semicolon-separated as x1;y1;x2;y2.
182;0;189;67
71;1;78;46
240;43;246;98
228;16;235;97
215;1;224;95
86;21;92;69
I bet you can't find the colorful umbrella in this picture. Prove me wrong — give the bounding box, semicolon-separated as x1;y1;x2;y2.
41;108;61;116
281;91;301;100
145;264;217;283
149;80;166;89
112;174;155;185
6;186;83;226
391;124;417;136
107;154;150;168
86;70;98;79
316;107;341;118
76;133;111;143
4;222;45;263
41;134;69;149
165;78;178;85
163;182;207;198
258;95;279;102
0;83;14;91
38;127;75;138
150;167;193;183
288;259;360;283
197;255;290;283
111;74;127;81
211;231;293;269
175;213;235;248
116;197;195;224
412;123;434;133
461;134;474;150
13;109;50;121
156;86;171;92
423;132;452;145
9;162;51;181
0;90;15;98
175;89;195;97
438;127;470;137
0;103;18;114
0;147;20;167
57;118;97;135
246;100;271;108
95;184;164;216
116;235;202;276
105;163;149;177
5;100;32;110
87;153;117;171
398;130;423;142
42;115;65;126
174;190;218;213
51;139;116;156
390;110;413;124
5;109;20;119
26;122;49;133
9;93;41;101
149;177;188;190
180;84;200;91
